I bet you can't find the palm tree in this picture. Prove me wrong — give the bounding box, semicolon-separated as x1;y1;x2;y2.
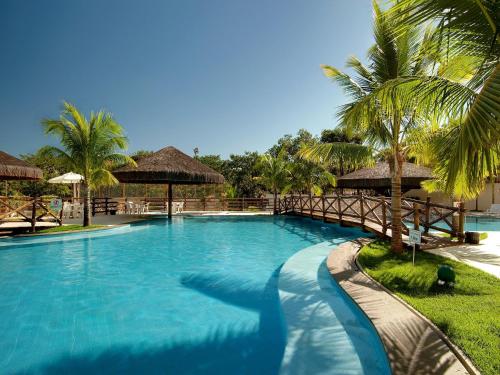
321;2;434;252
384;0;500;197
257;153;290;214
42;102;135;226
299;138;374;177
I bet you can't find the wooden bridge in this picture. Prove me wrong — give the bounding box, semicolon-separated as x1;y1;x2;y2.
277;194;466;248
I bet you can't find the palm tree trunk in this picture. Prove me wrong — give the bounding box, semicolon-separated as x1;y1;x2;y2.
83;183;92;227
390;151;403;253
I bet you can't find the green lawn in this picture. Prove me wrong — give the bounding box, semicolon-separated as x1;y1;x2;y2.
37;224;105;234
358;241;500;375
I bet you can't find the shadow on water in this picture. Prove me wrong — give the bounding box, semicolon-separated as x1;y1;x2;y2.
17;267;286;375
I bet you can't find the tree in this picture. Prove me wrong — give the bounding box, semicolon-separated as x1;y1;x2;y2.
196;154;225;174
42;102;135;226
7;149;71;197
300;141;374;176
320;128;362;144
268;129;318;159
223;152;263;197
256;153;290;214
385;0;500;197
321;1;435;253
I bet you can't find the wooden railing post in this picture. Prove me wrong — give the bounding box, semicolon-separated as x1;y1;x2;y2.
30;196;37;233
299;193;303;214
382;198;387;235
360;194;365;227
458;202;465;243
424;197;431;234
413;203;420;230
105;197;109;215
337;193;342;223
321;195;326;222
309;194;313;218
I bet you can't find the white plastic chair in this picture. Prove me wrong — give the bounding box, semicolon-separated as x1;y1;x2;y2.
176;202;184;214
62;202;72;219
126;201;136;214
72;203;82;218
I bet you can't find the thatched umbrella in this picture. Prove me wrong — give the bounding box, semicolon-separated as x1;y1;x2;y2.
0;150;43;181
337;162;433;193
113;146;224;217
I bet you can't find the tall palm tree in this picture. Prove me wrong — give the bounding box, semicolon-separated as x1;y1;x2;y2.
42;102;135;226
321;1;434;252
257;153;290;214
384;0;500;196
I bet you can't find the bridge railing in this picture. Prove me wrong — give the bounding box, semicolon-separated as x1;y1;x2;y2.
278;194;465;241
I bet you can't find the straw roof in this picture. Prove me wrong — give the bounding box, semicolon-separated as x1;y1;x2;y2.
0;150;43;181
337;162;433;189
113;146;225;184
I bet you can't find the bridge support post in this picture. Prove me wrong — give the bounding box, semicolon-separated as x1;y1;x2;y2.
413;202;420;250
382;198;387;236
424;197;430;234
360;194;365;230
337;193;342;225
322;195;326;222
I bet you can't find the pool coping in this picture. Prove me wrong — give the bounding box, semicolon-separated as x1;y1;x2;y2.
327;238;479;375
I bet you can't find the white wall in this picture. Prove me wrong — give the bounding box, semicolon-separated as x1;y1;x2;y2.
404;183;500;211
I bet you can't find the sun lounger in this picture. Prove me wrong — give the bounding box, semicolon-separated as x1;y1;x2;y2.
486;203;500;214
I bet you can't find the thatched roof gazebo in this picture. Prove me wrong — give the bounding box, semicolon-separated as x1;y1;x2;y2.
113;146;224;217
0;150;43;181
337;162;433;194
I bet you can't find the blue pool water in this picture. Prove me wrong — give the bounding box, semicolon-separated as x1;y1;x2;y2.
464;216;500;232
0;216;389;374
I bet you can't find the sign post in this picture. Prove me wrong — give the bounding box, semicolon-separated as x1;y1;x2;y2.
409;229;421;266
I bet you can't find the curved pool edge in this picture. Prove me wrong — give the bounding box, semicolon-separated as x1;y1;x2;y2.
328;238;475;375
277;239;391;375
0;224;140;248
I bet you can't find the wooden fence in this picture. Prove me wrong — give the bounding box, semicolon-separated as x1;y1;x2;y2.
91;197;272;215
278;194;465;242
0;196;63;231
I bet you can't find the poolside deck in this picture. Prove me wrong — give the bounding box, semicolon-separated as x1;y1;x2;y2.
426;231;500;278
327;239;476;375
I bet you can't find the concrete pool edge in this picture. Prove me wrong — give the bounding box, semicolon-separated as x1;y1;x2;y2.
277;240;391;375
328;238;477;375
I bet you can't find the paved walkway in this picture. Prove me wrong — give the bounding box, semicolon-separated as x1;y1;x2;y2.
327;239;474;375
427;231;500;278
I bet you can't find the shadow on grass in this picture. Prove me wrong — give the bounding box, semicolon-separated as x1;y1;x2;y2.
359;241;487;297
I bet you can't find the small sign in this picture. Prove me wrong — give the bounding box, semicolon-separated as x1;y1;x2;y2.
409;229;421;245
49;198;63;212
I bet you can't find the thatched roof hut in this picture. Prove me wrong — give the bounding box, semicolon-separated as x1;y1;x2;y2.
0;150;43;181
113;146;224;217
337;162;433;192
113;146;224;184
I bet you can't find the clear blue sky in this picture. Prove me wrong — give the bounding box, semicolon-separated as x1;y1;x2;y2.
0;0;373;158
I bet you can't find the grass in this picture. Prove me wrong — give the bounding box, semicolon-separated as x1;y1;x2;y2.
37;224;105;234
358;241;500;375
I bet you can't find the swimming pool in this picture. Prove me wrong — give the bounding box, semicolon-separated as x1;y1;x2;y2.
464;216;500;232
0;216;390;374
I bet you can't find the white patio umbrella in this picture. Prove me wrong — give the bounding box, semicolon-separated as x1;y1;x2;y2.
48;172;84;201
